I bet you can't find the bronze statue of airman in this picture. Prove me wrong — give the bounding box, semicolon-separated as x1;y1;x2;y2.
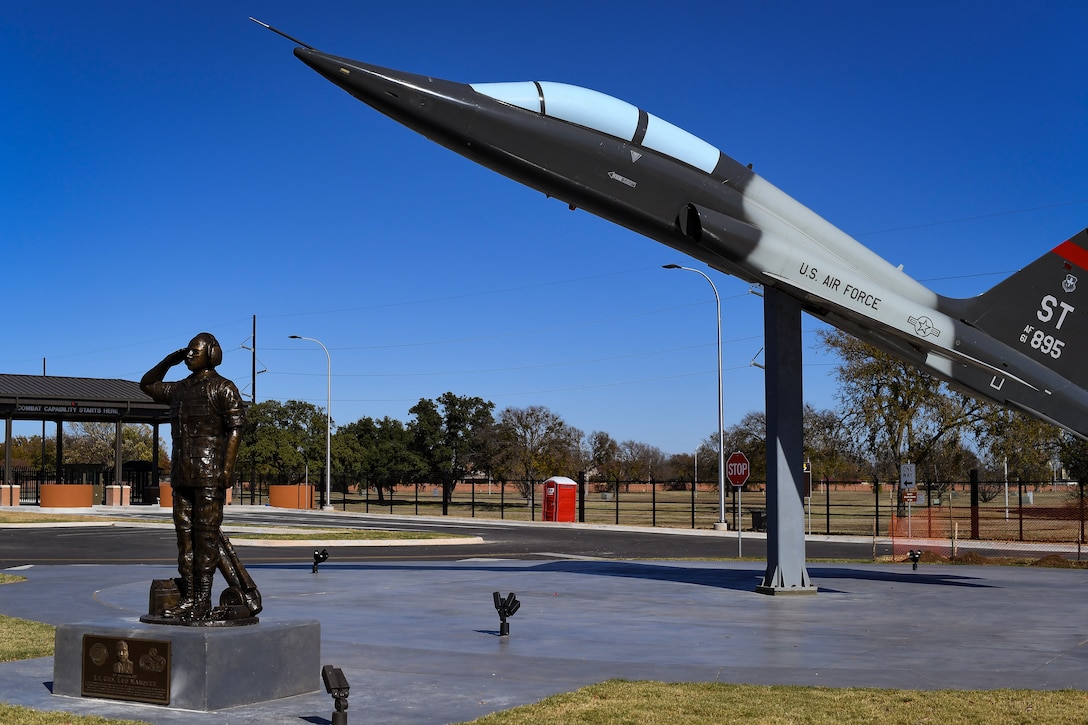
140;332;260;624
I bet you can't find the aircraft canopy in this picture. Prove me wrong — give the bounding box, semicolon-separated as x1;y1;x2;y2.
471;81;720;173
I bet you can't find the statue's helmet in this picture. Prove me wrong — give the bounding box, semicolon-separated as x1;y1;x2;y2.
188;332;223;369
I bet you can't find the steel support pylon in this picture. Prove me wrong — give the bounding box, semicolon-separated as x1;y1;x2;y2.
757;287;817;595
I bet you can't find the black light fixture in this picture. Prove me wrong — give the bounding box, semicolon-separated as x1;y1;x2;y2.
907;549;922;570
322;664;350;725
493;591;521;636
313;548;329;573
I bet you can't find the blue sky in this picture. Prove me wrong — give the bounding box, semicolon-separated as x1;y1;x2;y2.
3;2;1086;454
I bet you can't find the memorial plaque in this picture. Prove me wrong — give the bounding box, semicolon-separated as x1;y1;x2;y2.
81;634;171;705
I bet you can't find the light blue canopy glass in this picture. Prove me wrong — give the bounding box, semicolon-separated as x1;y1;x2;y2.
471;81;720;174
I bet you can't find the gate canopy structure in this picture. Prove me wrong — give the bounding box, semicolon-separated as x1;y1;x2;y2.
0;373;170;488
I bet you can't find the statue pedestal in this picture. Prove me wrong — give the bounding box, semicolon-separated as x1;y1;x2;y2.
53;619;320;711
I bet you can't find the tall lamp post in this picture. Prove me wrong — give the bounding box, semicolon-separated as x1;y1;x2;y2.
663;264;727;529
289;335;333;511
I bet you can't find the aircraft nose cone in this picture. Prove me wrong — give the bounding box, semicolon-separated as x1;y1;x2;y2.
293;47;350;85
291;46;479;142
291;47;428;109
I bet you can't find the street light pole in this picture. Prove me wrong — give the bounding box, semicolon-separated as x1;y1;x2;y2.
289;335;333;511
663;264;727;529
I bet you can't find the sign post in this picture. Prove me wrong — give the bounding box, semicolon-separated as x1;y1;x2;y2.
900;463;917;538
727;451;750;557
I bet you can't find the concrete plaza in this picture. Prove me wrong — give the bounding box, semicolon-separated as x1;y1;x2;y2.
1;531;1086;723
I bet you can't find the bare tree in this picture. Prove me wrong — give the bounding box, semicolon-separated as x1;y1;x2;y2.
616;440;664;491
818;328;989;480
64;422;160;470
496;405;582;494
802;404;867;482
588;431;622;490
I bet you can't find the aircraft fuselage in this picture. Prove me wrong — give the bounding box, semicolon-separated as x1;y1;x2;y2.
291;46;1088;438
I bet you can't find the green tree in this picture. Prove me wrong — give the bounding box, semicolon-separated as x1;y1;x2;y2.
0;435;56;469
408;392;495;512
976;407;1062;482
1062;435;1088;478
338;416;423;502
1059;434;1088;507
237;400;329;479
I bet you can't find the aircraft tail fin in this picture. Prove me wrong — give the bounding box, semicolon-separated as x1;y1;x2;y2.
946;228;1088;390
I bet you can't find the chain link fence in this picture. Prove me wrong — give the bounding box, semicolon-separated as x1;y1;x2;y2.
888;479;1087;561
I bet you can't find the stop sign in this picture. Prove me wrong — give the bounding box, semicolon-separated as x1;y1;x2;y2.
726;451;750;487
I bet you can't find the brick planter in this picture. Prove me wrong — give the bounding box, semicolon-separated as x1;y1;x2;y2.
40;484;94;508
269;485;314;510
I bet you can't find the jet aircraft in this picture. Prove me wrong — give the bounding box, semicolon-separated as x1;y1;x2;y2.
255;20;1088;440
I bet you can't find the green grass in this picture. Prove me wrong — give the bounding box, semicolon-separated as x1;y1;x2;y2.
0;511;118;524
0;613;53;663
0;704;149;725
0;511;169;526
459;679;1088;724
0;577;54;663
0;678;1084;725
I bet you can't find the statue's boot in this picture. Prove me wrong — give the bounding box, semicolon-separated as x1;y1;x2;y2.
163;576;194;619
180;519;220;622
181;574;215;623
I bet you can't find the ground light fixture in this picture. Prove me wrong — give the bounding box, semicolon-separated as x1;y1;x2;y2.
321;664;350;725
493;591;521;636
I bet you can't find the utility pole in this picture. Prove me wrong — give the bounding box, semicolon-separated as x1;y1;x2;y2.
251;315;257;403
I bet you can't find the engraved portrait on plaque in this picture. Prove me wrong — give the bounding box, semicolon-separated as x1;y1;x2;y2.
81;634;171;705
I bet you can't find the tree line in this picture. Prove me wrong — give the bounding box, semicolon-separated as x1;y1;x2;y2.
5;329;1088;495
234;329;1088;505
235;392;672;509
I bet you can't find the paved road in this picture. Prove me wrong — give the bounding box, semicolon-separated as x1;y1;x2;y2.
0;506;893;568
